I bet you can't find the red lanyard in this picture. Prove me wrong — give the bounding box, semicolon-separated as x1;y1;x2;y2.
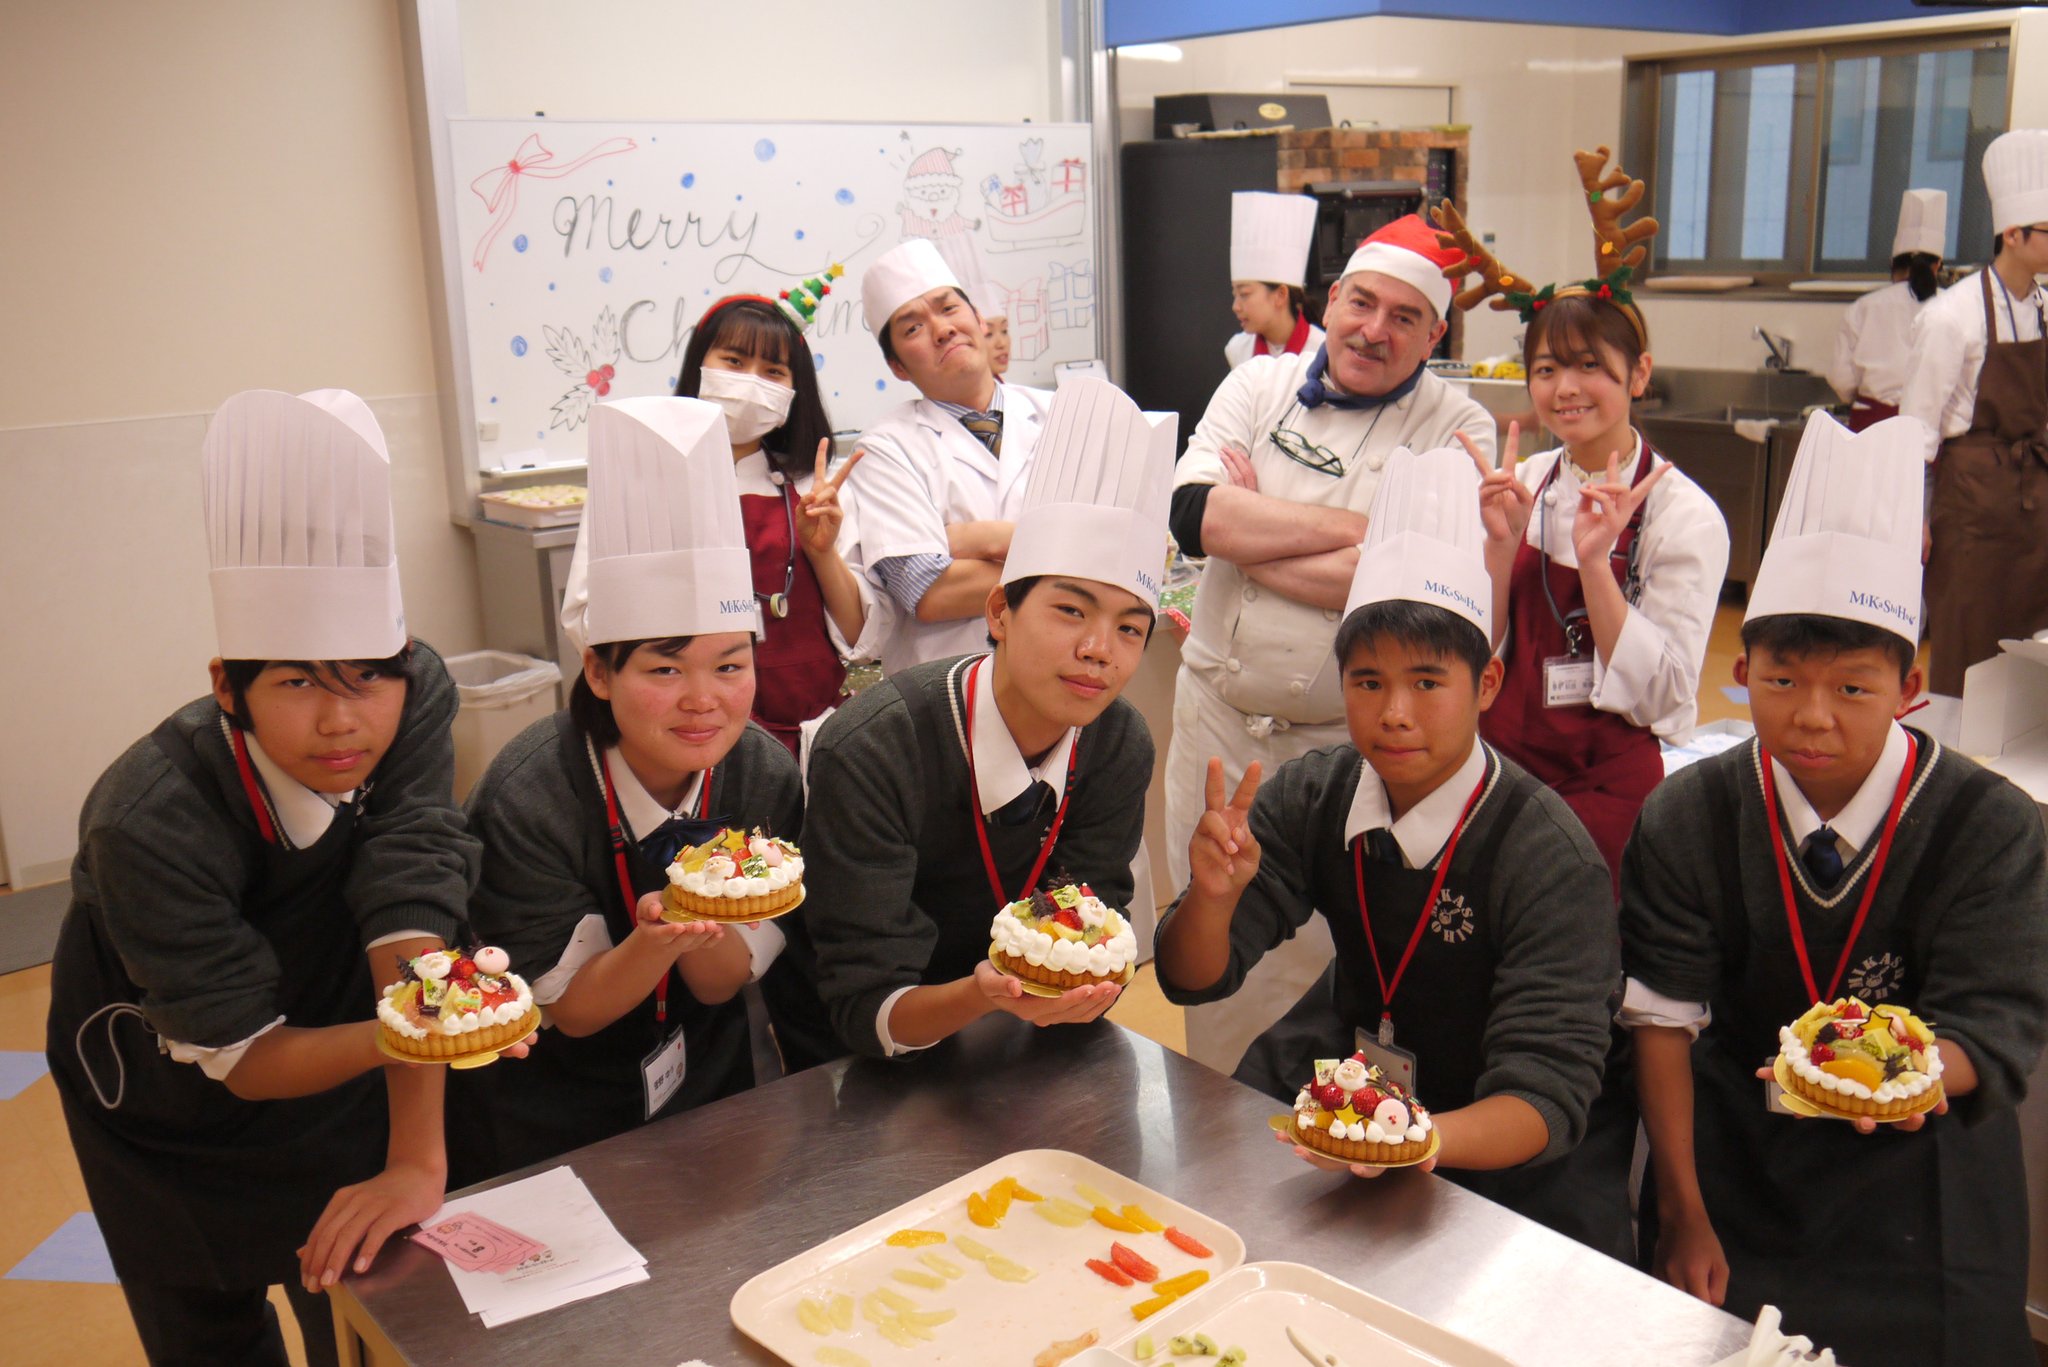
1759;734;1916;1005
599;750;711;1024
1352;770;1487;1030
962;657;1076;909
227;726;280;846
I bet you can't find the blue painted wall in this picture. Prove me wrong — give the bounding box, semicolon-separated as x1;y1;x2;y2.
1106;0;1936;48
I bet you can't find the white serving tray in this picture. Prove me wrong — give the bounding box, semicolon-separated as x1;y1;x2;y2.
730;1149;1245;1365
1095;1262;1518;1367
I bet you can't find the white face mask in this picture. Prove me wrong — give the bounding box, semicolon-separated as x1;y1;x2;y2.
698;366;795;445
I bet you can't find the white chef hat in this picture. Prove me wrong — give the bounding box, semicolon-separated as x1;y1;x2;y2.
933;233;1006;321
1745;411;1924;647
1231;191;1318;288
861;238;963;338
1891;188;1948;259
1001;377;1175;610
203;388;407;661
1985;129;2048;234
1341;444;1490;637
582;398;758;646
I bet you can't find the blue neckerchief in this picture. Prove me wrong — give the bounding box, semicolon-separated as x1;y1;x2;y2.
1296;344;1428;411
636;815;730;869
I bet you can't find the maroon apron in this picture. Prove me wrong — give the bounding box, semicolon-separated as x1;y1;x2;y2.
1926;270;2048;696
1480;441;1664;888
740;480;845;754
1847;395;1900;432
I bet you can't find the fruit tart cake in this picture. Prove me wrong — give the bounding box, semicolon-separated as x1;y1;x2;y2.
662;827;804;922
1778;996;1943;1119
377;946;537;1061
989;882;1138;990
1293;1052;1435;1164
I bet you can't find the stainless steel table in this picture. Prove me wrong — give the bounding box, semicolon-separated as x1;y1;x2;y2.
333;1018;1752;1366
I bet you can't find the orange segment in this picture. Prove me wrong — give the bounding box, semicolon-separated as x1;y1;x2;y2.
1151;1269;1209;1298
1120;1203;1164;1233
1091;1205;1143;1232
1131;1292;1176;1321
884;1229;947;1248
1819;1055;1885;1089
966;1191;998;1227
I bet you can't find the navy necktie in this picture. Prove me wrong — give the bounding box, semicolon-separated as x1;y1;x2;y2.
1801;828;1845;886
991;780;1053;828
1365;828;1403;866
637;815;727;868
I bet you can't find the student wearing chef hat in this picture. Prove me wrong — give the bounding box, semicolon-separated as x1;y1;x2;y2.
839;237;1057;677
1156;444;1625;1251
803;377;1168;1057
936;232;1014;379
1161;213;1497;1074
466;397;834;1173
47;389;497;1363
1829;188;1949;432
1622;412;2048;1365
1902;128;2048;696
1224;190;1324;370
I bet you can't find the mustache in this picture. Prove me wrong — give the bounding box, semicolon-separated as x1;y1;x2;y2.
1344;337;1391;362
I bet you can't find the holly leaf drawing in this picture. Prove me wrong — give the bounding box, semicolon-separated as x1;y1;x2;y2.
549;384;595;431
543;324;591;379
590;306;621;366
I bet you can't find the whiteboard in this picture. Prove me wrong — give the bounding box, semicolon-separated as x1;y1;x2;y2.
449;118;1101;471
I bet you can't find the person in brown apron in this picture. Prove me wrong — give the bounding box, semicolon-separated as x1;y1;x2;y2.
1437;151;1731;887
1830;189;1947;433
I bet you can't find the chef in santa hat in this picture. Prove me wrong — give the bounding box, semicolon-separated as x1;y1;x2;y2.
1163;214;1497;1073
1902;128;2048;695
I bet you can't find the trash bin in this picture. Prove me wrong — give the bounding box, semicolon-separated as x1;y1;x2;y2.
446;651;561;801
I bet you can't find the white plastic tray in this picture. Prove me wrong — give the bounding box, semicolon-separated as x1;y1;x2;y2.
730;1149;1245;1365
1096;1262;1518;1367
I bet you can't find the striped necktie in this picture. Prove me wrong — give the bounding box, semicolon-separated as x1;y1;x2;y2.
959;411;1003;457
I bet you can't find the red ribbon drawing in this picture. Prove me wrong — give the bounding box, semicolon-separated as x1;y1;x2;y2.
469;133;638;271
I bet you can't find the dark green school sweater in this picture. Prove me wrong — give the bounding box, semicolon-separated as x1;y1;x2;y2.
802;654;1155;1057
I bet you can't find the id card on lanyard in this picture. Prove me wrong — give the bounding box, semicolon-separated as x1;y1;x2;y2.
1757;735;1917;1116
598;749;711;1120
1350;773;1487;1096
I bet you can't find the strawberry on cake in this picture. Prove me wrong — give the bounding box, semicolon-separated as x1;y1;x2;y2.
989;882;1138;991
1292;1053;1435;1165
662;827;804;922
1778;996;1943;1120
377;946;537;1061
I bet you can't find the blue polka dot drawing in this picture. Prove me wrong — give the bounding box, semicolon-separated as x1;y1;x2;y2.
795;230;806;241
512;234;529;253
681;172;696;188
813;353;825;370
835;188;855;206
874;379;887;390
510;336;528;357
599;266;613;283
754;139;776;162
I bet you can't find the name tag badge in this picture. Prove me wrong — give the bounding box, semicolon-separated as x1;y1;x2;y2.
641;1026;688;1121
1543;655;1595;708
1354;1024;1420;1096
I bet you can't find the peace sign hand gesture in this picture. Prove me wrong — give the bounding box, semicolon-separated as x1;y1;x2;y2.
796;439;865;558
1458;424;1533;551
1189;759;1263;902
1573;446;1669;567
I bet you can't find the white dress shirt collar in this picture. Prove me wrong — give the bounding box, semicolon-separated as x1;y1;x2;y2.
1769;721;1911;857
1342;740;1490;868
967;653;1076;815
242;730;351;850
603;744;705;840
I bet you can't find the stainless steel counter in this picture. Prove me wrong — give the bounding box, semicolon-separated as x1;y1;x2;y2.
334;1018;1751;1366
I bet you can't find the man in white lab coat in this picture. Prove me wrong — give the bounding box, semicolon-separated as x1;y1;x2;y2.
844;239;1055;676
1163;213;1497;1072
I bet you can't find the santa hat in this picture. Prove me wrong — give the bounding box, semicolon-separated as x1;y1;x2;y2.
1984;129;2048;235
1341;444;1490;638
1340;215;1465;318
1746;412;1925;648
905;147;961;183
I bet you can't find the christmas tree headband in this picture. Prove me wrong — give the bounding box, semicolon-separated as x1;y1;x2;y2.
776;264;844;332
1430;146;1660;345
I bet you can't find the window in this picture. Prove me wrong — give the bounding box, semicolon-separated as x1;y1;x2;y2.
1625;30;2009;281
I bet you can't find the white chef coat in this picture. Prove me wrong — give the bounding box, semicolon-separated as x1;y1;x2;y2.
842;382;1053;676
1827;281;1929;408
1224;323;1326;371
559;449;886;663
1164;350;1493;1073
1506;436;1730;743
1899;268;2048;461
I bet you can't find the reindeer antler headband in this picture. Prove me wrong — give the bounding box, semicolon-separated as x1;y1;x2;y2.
1429;146;1660;343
